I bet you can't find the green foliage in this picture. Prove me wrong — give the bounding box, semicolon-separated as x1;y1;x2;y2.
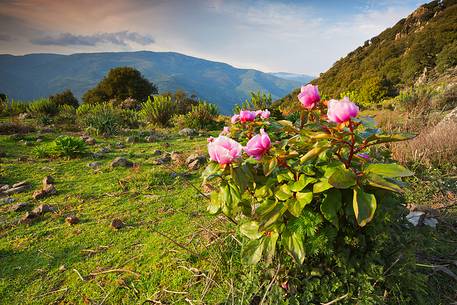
27;98;58;117
234;91;273;113
82;67;158;105
33;136;87;158
49;89;79;108
202;94;421;302
140;95;176;127
162;89;199;114
172;101;219;130
77;103;123;136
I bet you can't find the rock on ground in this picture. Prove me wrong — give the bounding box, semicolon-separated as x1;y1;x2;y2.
179;128;197;137
111;157;134;168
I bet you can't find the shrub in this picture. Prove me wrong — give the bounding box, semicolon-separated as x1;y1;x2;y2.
1;100;28;117
27;99;58;117
140;96;176;127
234;91;273;114
33;136;87;158
202;86;423;303
0;121;35;135
82;67;158;105
173;101;219;130
77;103;122;136
49;89;79;108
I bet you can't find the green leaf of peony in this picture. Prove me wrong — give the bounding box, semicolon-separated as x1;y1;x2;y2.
328;167;357;189
259;203;287;230
207;191;221;214
256;199;277;216
240;221;263;240
264;231;279;264
219;182;241;217
231;165;252;192
282;228;305;264
242;239;264;265
353;187;377;227
365;173;404;193
254;185;273;198
313;179;333;193
288;191;313;217
364;163;414;178
201;162;220;181
275;184;292;201
320;189;342;228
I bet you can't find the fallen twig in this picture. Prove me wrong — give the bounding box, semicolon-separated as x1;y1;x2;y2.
38;287;68;297
320;293;349;305
89;268;140;278
73;268;85;281
260;264;281;305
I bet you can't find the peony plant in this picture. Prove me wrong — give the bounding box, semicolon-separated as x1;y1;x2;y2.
202;85;414;265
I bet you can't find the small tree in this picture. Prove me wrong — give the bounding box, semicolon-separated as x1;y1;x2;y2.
82;67;158;106
49;89;79;107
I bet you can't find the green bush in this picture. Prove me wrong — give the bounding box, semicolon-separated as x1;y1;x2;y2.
140;96;176;127
77;103;122;136
202;92;426;303
33;136;87;158
49;89;79;108
27;99;58;117
175;101;219;130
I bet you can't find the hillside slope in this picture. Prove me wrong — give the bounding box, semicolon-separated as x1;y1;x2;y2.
277;0;457;109
319;0;457;96
0;51;301;114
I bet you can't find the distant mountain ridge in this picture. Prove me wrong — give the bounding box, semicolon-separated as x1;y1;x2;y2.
0;51;303;114
269;72;314;84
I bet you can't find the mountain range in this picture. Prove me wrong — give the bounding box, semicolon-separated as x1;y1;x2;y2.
0;51;312;114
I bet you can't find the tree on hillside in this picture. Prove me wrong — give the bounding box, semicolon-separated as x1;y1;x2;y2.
49;89;79;107
82;67;158;107
0;93;7;103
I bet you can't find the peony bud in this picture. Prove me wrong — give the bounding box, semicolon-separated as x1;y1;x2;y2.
220;126;230;136
208;136;243;165
297;84;320;110
327;97;359;123
244;129;271;160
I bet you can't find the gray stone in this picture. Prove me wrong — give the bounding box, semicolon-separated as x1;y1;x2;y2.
186;154;206;166
99;147;111;154
111;218;124;229
32;204;56;215
115;142;126;149
153;155;171;165
42;176;54;188
111;157;133;168
152;149;162;156
65;215;80;225
21;211;39;223
179;128;197;137
0;185;10;192
88;161;101;168
12;181;29;188
145;135;158;143
10;202;30;212
84;137;96;145
3;185;30;195
36;138;43;143
18;113;30;120
32;184;57;200
3;198;15;205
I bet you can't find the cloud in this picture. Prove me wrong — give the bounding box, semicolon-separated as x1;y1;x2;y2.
31;31;154;46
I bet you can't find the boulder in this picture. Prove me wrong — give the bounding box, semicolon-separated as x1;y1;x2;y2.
111;218;124;229
65;215;80;225
88;161;101;168
32;184;57;200
186;154;207;170
153;155;171;165
179;128;197;137
145;135;158;143
32;204;55;214
111;157;134;168
9;202;30;212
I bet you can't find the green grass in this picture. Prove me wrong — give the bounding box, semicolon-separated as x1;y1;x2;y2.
0;129;456;304
0;131;246;304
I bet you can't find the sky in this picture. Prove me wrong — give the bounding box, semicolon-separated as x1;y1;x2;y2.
0;0;426;75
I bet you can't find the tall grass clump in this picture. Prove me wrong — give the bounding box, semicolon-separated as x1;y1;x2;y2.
77;103;122;136
140;96;176;127
33;136;88;159
172;101;219;130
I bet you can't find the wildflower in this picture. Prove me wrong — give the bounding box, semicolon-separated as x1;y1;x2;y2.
239;110;256;123
327;97;359;123
208;136;243;165
244;129;271;160
297;84;320;110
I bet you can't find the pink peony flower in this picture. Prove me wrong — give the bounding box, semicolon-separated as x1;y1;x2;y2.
327;97;359;123
239;110;256;123
297;84;320;110
208;136;243;165
244;129;271;160
261;109;270;119
231;114;240;124
255;110;263;117
220;126;230;136
207;137;214;143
